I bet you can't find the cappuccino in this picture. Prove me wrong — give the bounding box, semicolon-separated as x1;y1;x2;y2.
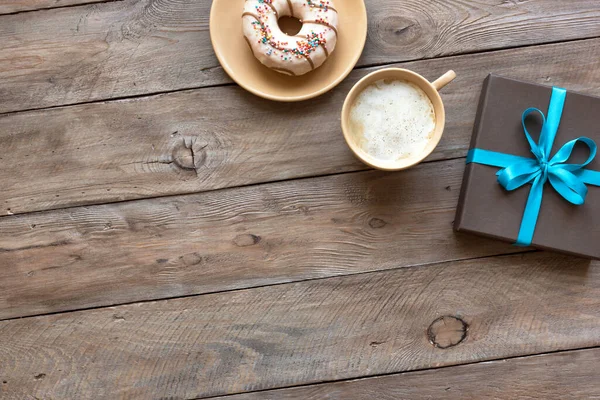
349;79;436;161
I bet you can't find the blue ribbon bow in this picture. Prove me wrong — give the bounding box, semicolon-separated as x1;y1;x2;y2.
467;87;600;246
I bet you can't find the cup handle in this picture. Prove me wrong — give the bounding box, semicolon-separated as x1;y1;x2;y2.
432;70;456;91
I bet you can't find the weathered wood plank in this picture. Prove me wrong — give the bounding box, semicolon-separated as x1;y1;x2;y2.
0;0;107;15
2;38;600;216
1;0;600;112
0;0;226;114
0;158;524;320
217;348;600;400
0;252;598;399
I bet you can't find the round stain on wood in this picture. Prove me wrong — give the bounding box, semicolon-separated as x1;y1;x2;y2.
427;316;468;349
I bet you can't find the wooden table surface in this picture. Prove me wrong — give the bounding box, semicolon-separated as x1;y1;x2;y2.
1;0;600;399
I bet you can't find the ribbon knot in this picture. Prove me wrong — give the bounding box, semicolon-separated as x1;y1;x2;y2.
540;161;549;181
467;87;600;247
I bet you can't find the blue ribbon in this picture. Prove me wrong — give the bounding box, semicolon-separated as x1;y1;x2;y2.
466;87;600;246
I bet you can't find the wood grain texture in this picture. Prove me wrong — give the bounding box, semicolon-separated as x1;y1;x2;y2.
0;252;598;399
1;0;600;112
218;348;600;400
0;0;226;114
0;0;108;15
2;38;600;216
0;159;524;320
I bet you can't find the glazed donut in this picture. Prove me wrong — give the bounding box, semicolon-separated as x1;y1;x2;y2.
242;0;338;76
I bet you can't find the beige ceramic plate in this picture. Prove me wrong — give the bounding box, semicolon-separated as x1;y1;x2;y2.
210;0;368;102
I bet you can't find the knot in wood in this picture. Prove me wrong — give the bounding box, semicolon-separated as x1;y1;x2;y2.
233;234;261;247
427;316;467;349
171;144;196;170
368;218;387;229
379;16;420;46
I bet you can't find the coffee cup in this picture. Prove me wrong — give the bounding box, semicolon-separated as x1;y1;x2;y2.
341;68;456;171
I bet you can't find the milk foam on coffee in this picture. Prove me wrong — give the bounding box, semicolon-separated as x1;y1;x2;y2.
350;79;435;161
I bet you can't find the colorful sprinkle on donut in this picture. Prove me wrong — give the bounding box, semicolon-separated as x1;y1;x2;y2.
243;0;338;75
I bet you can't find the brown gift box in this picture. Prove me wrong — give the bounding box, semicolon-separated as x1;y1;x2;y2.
454;75;600;259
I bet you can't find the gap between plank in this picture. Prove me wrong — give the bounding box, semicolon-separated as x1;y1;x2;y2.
193;345;600;400
0;0;125;16
0;35;599;118
0;249;537;323
354;34;600;73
